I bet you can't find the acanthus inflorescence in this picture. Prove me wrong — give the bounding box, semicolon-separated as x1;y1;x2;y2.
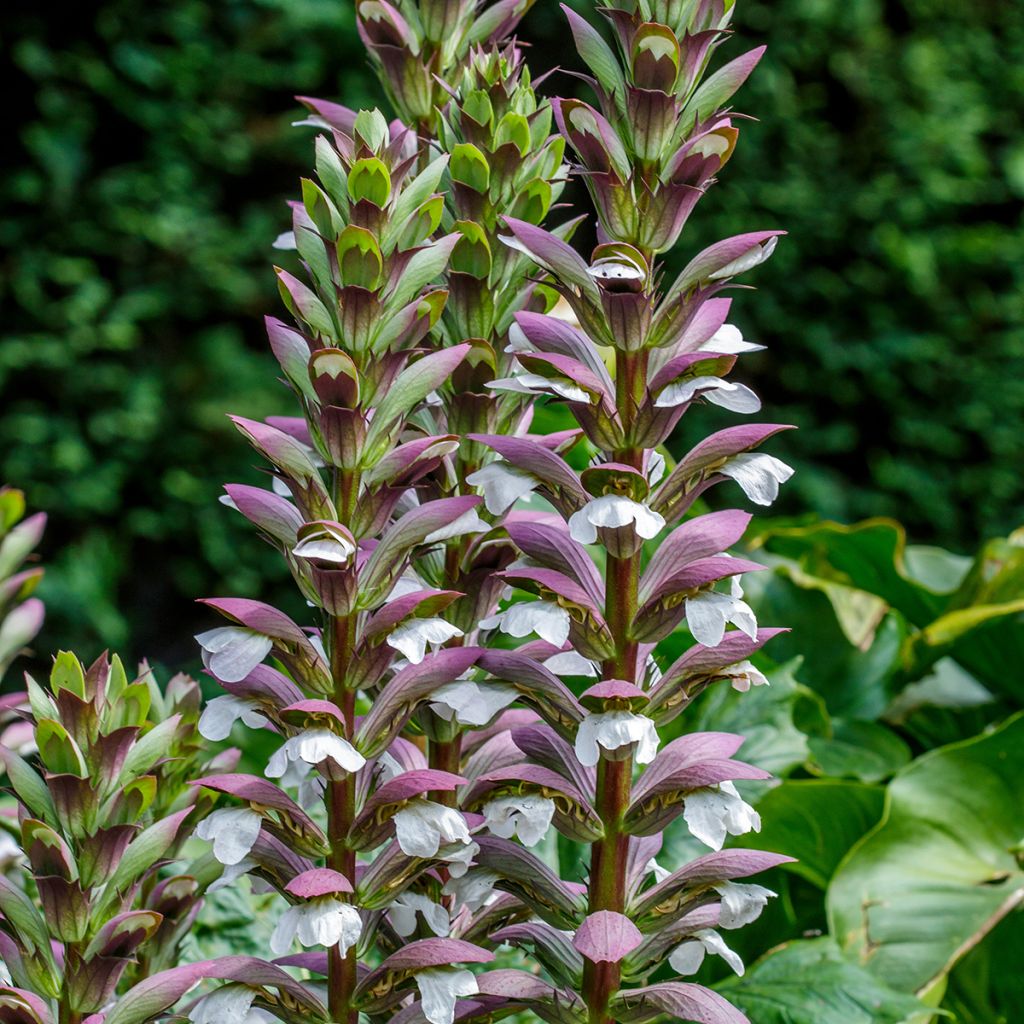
182;2;796;1024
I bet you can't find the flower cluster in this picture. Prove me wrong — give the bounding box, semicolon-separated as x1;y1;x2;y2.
0;653;229;1021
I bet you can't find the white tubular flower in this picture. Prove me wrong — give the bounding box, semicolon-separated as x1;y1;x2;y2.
542;650;597;676
195;627;273;683
481;601;571;648
389;892;451;938
683;781;762;851
488;372;592;404
714;882;776;929
438;839;479;878
654;376;761;413
189;984;275;1024
574;711;659;767
266;729;366;779
568;495;665;546
442;870;500;913
699;323;765;354
466;462;539;515
269;897;363;957
424;508;490;544
394;800;472;859
669;929;745;977
415;967;479;1024
430;679;518;726
726;660;770;693
483;795;556;848
198;694;265;741
686;577;758;648
387;618;464;665
195;807;262;866
719;452;794;506
208;857;257;893
292;523;356;564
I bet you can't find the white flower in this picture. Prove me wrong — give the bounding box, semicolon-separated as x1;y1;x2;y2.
266;728;366;779
198;694;265;741
443;870;500;913
483;795;555;847
708;236;778;281
195;627;273;683
568;495;665;545
273;230;297;251
725;660;770;692
424;508;491;545
438;839;479;878
269;897;363;957
415;967;479;1024
654;375;760;413
646;857;671;883
574;711;659;767
542;650;597;676
195;807;262;866
208;857;257;893
389;891;451;938
488;372;592;404
292;523;356;564
699;323;765;354
714;882;776;929
718;452;794;506
0;831;24;871
387;618;464;665
669;929;745;977
647;450;666;486
683;781;761;851
466;462;539;515
430;679;518;726
686;577;758;648
387;569;429;601
394;800;472;858
189;984;275;1024
481;601;570;648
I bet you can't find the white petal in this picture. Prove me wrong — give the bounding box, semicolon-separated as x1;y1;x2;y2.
654;375;728;409
696;929;745;976
443;870;500;913
542;650;597;676
646;858;670;883
387;618;463;665
727;660;770;692
199;695;265;741
416;967;479;1024
699;324;765;354
490;601;570;648
704;381;761;414
719;452;794;506
273;230;297;251
573;714;602;767
394;801;471;858
668;939;706;975
195;808;262;866
466;463;539;515
390;892;451;937
439;838;479;877
189;985;257;1024
208;857;256;893
708;236;778;281
295;729;366;772
714;882;776;929
269;905;300;957
685;592;730;648
195;628;273;683
575;711;659;766
292;535;355;563
683;782;761;850
483;795;555;847
430;679;517;726
424;509;490;545
567;507;597;544
571;495;664;541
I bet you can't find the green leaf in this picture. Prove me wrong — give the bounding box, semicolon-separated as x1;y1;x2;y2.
734;780;885;889
450;143;490;193
807;719;912;783
51;650;86;698
384;233;458;309
719;938;930;1024
0;746;59;826
98;809;189;915
0;875;52;955
36;718;88;776
828;713;1024;994
117;715;181;787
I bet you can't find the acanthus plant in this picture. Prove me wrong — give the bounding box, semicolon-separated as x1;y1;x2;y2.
0;487;46;685
175;3;792;1024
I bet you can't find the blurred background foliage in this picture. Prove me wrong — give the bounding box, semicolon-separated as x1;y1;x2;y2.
2;0;1022;666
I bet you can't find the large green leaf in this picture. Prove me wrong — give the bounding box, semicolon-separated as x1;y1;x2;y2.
940;908;1024;1023
828;714;1024;994
718;938;928;1023
807;719;911;783
734;780;885;889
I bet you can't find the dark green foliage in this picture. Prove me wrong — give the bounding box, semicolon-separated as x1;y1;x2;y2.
3;0;1020;662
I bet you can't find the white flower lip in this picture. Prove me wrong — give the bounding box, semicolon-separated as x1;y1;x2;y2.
574;710;659;767
654;375;761;413
269;897;363;957
195;626;273;683
266;728;366;778
483;794;556;847
699;323;766;354
542;650;597;676
430;678;518;726
198;694;265;741
394;799;472;859
466;462;539;515
488;372;592;404
727;659;770;692
683;780;762;851
708;236;778;281
714;881;776;929
386;617;464;665
568;495;665;546
685;579;758;648
389;891;451;938
415;966;479;1024
195;807;262;866
423;508;491;545
292;524;356;564
188;983;274;1024
719;452;794;506
481;600;571;648
669;928;745;977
